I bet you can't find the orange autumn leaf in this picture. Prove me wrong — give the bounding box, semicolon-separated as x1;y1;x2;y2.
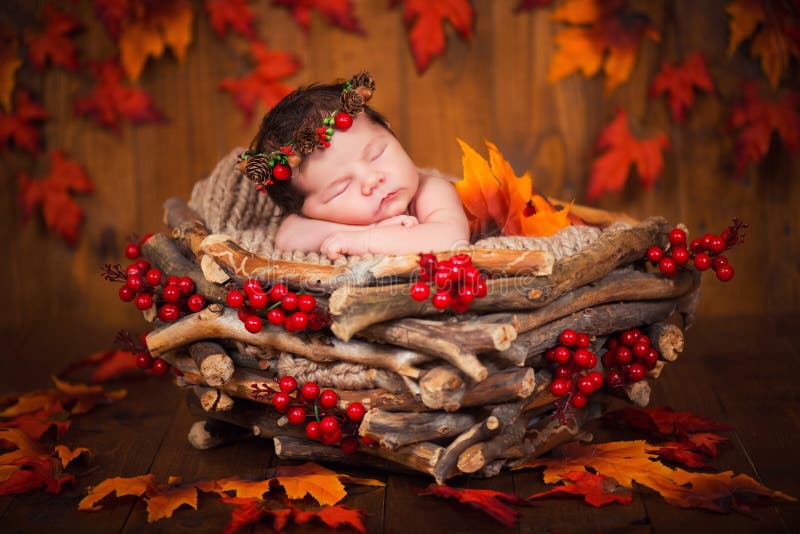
515;440;797;512
204;0;258;39
24;4;82;71
520;195;572;237
649;52;715;124
18;150;95;246
728;81;799;175
0;401;70;440
588;109;669;202
78;474;158;511
0;90;49;154
219;40;300;120
0;429;75;496
0;31;22;111
726;0;800;88
53;445;93;469
273;0;365;35
0;375;125;419
394;0;475;74
414;484;526;527
270;462;384;506
527;470;632;507
548;0;660;92
292;502;367;533
59;349;140;383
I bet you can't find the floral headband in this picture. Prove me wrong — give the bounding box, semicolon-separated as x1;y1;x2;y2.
237;71;376;193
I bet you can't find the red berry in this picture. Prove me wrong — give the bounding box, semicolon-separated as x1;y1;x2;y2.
322;427;342;445
586;353;597;369
226;290;245;308
559;329;578;347
125;264;142;277
646;246;663;263
272;164;291;181
289;311;308;331
135;259;150;272
305;421;322;440
145;268;162;286
346;402;366;421
637;334;650;346
602;348;617;368
287;407;306;425
334;111;353;130
135;292;154;310
301;382;320;401
450;253;472;268
575;333;591;349
248;291;268;309
141;233;154;244
269;283;289;303
577;376;595;395
163;284;182;303
545;349;556;362
606;369;624;389
244;315;262;333
554;346;571;364
549;378;570;397
238;305;253;322
119;285;136;302
711;255;728;271
708;235;726;255
320;415;339;434
716;264;734;281
125;243;141;259
158;304;180;322
669;228;686;247
475;278;488;298
151;359;169;376
126;275;144;292
279;376;297;394
340;436;359;454
320;389;338;409
572;348;593;368
136;352;154;369
587;371;604;389
360;435;376;446
690;238;706;253
433;268;451;289
671;246;690;266
632;342;649;358
243;279;262;294
462;266;481;288
281;292;298;311
457;286;475;304
298;294;316;312
187;294;206;312
570;392;588;408
267;308;286;326
620;330;638;347
555;365;572;379
642;348;659;369
431;291;451;309
616;346;633;364
702;232;716;248
693;253;711;271
272;392;290;412
658;257;677;277
166;275;179;286
410;281;431;301
607;338;619;350
627;363;646;382
177;276;194;295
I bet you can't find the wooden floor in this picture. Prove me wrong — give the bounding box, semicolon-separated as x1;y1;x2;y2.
1;314;798;533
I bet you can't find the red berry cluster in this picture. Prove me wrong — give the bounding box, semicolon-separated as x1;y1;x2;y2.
226;280;329;334
409;253;488;313
115;329;178;377
251;376;370;453
600;329;659;392
104;237;206;323
646;219;746;282
546;329;604;416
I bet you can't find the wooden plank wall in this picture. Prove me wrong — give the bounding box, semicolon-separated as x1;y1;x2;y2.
1;0;798;334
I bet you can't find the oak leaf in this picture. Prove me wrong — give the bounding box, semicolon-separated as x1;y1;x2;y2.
649;52;714;124
53;444;93;468
24;4;82;71
588;108;669;201
219;40;300;120
548;0;660;92
728;81;799;174
0;31;23;111
0;90;49;154
272;0;365;35
415;484;526;527
527;470;632;507
17;150;95;246
73;59;164;131
394;0;475;74
204;0;258;39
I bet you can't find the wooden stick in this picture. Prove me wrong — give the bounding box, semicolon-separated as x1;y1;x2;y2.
359;410;478;450
164;197;210;260
460;368;535;407
550;197;639;227
360;441;444;477
186;419;251;450
273;435;415;474
189;341;234;387
194;386;234;412
645;322;685;362
418;365;467;411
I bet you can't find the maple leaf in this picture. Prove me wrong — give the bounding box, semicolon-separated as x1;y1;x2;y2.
527;470;632;507
219;40;300;120
548;0;660;92
0;31;23;111
588;108;670;201
393;0;474;74
604;406;732;438
204;0;258;39
515;440;798;513
24;4;82;71
415;484;526;527
17;150;94;246
78;474;158;511
53;444;93;469
728;81;799;174
649;52;715;124
0;90;49;154
0;401;71;440
59;349;140;383
221;498;366;534
514;0;556;13
292;502;367;533
0;429;75;496
726;0;800;87
73;59;164;131
93;0;129;39
0;376;125;419
272;0;365;35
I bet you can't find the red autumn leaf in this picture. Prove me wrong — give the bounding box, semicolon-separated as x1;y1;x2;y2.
292;503;367;533
684;432;728;457
17;150;94;246
0;429;75;496
204;0;258;39
59;349;140;383
514;0;556;13
1;30;23;112
0;402;70;441
0;90;49;154
650;442;714;469
548;0;661;92
93;0;129;39
0;376;125;419
604;406;732;438
221;497;293;534
527;470;633;507
394;0;475;74
272;0;364;35
414;484;526;527
24;3;82;71
588;108;670;202
219;40;300;120
728;81;799;174
73;59;164;131
649;52;715;124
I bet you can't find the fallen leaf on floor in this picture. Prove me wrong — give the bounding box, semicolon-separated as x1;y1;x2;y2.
527;470;632;507
414;484;526;527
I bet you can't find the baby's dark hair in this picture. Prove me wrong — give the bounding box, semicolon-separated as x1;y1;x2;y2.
247;81;390;214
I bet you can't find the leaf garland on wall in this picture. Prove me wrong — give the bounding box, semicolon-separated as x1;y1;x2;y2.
649;52;715;125
24;3;82;72
272;0;365;35
0;90;48;154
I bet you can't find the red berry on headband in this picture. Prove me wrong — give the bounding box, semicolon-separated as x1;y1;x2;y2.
572;348;593;368
587;371;604;389
320;415;339;434
248;291;268;309
554;346;571;364
305;421;322;440
549;378;570;397
555;365;572;379
227;290;245;308
410;281;430;301
267;308;286;326
475;278;488;298
269;283;289;303
570;392;588;408
281;292;298;311
287;407;306;425
708;235;726;255
289;311;308;331
244;279;262;294
669;228;686;247
125;243;140;259
627;363;646;382
577;376;595;395
298;294;316;312
690;238;705;253
177;276;195;295
616;346;633;364
711;255;728;270
646;246;663;263
431;291;451;309
334;112;353;130
575;333;591;349
166;275;179;286
135;259;150;272
272;164;291;181
279;376;297;394
126;275;143;292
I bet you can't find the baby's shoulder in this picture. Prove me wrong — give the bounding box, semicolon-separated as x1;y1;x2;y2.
411;169;463;220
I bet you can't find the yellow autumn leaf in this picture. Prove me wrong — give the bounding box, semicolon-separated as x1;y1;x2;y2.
78;474;157;511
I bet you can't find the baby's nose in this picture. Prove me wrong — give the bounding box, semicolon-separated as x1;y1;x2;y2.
361;173;383;195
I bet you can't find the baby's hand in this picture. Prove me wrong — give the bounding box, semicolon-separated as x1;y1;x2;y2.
375;214;419;228
320;231;368;260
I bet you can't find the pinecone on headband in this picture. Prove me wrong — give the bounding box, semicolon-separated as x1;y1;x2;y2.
243;153;272;186
341;90;366;114
294;128;319;156
350;72;375;93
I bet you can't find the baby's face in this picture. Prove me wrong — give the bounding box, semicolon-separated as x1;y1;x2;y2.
293;114;419;226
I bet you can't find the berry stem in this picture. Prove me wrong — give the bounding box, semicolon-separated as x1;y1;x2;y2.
101;264;128;283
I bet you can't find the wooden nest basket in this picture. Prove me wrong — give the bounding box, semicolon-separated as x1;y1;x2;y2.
142;148;700;484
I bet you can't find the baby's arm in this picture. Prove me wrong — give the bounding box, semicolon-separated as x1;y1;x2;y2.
274;214;418;252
